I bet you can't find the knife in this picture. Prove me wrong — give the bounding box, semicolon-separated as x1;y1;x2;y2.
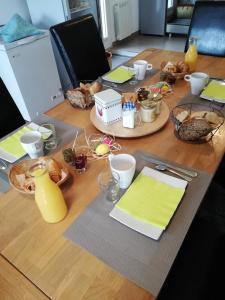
139;153;198;178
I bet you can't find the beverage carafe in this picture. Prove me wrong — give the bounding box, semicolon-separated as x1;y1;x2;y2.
30;161;67;223
185;37;198;72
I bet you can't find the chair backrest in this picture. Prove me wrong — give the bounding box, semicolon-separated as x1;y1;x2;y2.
185;1;225;57
0;77;25;139
50;14;110;86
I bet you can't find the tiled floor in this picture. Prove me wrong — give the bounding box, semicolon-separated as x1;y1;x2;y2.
111;33;187;68
112;33;186;56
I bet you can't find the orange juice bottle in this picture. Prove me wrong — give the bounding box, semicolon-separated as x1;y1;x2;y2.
185;37;198;72
30;162;67;223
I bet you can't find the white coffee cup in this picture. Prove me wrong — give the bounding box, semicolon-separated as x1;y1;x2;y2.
20;131;44;158
108;153;136;189
133;60;153;80
184;72;209;95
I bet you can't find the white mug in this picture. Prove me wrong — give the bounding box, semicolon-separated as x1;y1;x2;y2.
20;131;44;158
184;72;209;95
133;60;153;80
108;153;136;189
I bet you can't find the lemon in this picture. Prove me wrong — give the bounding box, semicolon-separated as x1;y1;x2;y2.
95;143;110;155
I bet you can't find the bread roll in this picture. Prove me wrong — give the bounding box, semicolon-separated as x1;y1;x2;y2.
89;81;102;95
40;157;62;183
122;92;138;103
176;110;189;123
191;111;222;125
178;119;213;141
22;177;35;192
66;89;87;109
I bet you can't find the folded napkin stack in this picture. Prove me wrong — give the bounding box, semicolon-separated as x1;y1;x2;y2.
102;66;135;83
110;166;187;239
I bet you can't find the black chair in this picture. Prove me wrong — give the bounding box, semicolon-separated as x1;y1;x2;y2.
185;1;225;57
50;14;110;87
0;77;25;139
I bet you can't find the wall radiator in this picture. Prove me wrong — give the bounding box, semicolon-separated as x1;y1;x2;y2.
113;0;133;41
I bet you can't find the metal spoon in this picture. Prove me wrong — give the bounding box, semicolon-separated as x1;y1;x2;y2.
155;164;192;182
0;159;8;170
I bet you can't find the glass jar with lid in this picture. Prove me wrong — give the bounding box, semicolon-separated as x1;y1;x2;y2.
140;100;157;123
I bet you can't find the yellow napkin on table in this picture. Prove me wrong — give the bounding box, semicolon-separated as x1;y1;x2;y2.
105;66;135;82
116;173;185;229
0;127;32;158
201;80;225;102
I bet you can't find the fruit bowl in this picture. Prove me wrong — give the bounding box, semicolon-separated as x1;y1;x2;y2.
171;103;224;143
9;157;69;195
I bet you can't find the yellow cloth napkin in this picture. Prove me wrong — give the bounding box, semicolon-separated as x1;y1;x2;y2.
106;66;134;82
201;80;225;102
0;127;32;158
116;173;185;229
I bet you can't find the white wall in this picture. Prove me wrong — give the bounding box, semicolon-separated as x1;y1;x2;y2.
130;0;139;32
0;0;31;25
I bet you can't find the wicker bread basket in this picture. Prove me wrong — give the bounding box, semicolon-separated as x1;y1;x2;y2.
9;158;69;195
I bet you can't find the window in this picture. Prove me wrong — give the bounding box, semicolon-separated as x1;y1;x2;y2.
168;0;174;9
99;0;109;39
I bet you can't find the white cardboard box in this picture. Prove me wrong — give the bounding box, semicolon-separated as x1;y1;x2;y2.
94;89;122;124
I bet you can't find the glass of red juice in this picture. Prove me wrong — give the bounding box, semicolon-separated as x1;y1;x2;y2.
73;147;87;173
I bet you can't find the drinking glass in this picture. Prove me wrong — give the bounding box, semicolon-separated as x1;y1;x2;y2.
39;123;57;150
128;66;138;85
98;170;120;203
73;146;88;173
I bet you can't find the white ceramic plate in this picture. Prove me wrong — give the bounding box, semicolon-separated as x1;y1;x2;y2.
110;166;187;240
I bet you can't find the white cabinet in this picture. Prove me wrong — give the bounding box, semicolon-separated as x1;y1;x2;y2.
0;31;64;121
26;0;99;29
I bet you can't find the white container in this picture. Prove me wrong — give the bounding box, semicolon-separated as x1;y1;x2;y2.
140;106;156;123
0;31;63;121
94;89;122;124
122;110;135;128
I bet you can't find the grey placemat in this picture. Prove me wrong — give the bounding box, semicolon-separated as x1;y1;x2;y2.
101;68;158;93
179;92;225;113
64;151;212;297
34;113;81;156
0;114;81;193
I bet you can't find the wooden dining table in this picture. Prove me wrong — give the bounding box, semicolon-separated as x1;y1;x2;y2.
1;48;225;300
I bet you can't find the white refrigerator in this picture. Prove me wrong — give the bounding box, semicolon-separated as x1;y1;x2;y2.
0;31;64;121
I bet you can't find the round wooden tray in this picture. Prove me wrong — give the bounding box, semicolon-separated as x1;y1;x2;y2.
90;101;170;138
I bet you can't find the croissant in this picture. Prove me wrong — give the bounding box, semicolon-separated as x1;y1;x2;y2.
89;81;102;95
122;92;138;103
176;61;189;73
162;61;177;73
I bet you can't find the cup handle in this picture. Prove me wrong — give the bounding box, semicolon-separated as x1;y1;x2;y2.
147;64;153;71
184;74;191;81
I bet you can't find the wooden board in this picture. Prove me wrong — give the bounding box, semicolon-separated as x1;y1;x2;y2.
2;49;225;300
90;101;170;138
